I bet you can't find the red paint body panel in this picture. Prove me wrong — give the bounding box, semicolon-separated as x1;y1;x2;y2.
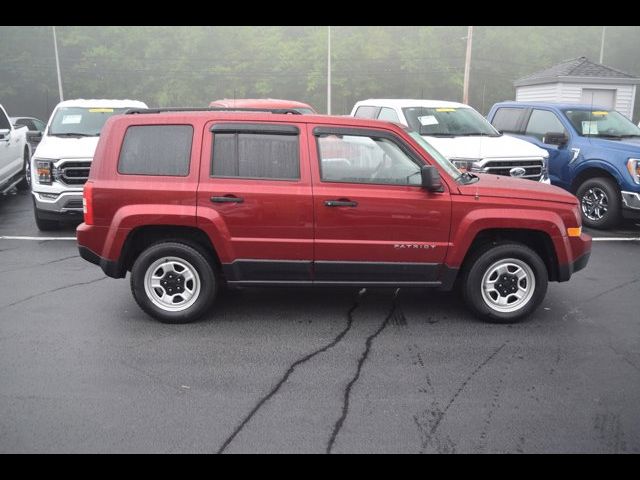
77;110;591;286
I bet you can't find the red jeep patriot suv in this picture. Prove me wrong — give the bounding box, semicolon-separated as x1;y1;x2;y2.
77;107;591;324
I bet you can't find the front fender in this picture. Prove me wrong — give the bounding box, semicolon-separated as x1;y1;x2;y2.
445;207;569;268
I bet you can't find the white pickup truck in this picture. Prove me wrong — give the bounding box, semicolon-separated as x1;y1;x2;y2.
0;104;31;194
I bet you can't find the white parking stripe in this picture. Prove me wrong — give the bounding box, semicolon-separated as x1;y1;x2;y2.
0;236;76;241
592;237;640;242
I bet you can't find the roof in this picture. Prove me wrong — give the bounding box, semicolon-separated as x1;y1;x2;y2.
209;98;315;112
54;99;148;109
355;99;470;109
515;57;640;87
493;101;612;111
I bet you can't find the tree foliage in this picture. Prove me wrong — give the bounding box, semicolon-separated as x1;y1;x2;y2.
1;26;639;121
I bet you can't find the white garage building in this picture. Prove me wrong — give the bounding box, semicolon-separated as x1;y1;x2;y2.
514;56;640;120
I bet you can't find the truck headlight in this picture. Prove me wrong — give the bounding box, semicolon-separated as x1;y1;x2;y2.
627;158;640;184
541;155;549;180
451;159;481;173
35;159;54;185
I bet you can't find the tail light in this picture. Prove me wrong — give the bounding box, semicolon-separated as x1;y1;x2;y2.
83;181;94;225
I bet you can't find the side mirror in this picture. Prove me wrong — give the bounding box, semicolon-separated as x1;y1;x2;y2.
421;165;444;192
0;128;10;141
27;131;42;142
543;131;568;147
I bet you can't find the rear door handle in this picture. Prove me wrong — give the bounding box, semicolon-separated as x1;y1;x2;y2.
211;196;244;203
324;199;358;207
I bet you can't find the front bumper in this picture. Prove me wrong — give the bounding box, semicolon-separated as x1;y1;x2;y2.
622;191;640;219
32;190;83;214
557;233;592;282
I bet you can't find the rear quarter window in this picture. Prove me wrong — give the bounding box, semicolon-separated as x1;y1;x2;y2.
118;125;193;176
491;107;525;133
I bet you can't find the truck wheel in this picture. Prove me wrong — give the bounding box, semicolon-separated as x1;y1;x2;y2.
576;177;620;230
17;148;31;191
131;242;218;324
33;198;60;231
461;243;548;323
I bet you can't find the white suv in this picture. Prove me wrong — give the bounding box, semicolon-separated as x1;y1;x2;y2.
31;99;147;230
351;99;550;183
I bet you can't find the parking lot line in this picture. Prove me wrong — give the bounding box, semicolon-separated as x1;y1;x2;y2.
0;236;77;241
591;237;640;242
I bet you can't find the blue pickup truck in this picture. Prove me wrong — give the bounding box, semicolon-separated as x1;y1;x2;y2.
487;102;640;229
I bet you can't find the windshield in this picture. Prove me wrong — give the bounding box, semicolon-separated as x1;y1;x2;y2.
403;106;500;137
408;131;462;180
564;109;640;138
49;107;128;136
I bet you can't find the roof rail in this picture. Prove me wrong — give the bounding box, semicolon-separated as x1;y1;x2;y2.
124;107;303;115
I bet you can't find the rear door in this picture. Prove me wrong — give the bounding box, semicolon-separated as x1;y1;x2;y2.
197;121;314;285
308;124;451;285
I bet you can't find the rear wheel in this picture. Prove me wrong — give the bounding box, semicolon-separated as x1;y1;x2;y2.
576;177;620;230
17;148;31;191
461;242;548;323
131;242;218;323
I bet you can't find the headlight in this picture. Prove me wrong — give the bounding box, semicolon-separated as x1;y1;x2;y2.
627;158;640;184
451;158;481;173
35;159;54;185
541;155;549;180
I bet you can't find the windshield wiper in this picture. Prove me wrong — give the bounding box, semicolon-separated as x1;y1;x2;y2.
50;132;98;137
428;133;457;137
455;132;500;137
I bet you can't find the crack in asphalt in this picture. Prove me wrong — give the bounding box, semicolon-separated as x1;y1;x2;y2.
326;288;401;454
587;277;640;303
0;277;108;310
216;288;367;454
416;341;507;451
0;255;78;274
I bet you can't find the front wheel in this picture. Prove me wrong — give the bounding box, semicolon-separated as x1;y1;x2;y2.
130;242;218;323
17;148;31;191
576;177;621;230
461;243;548;323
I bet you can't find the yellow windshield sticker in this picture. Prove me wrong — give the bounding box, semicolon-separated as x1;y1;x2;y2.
89;108;114;113
436;108;456;112
592;111;609;116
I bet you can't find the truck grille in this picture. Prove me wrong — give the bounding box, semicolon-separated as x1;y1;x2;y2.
478;157;544;181
55;160;91;186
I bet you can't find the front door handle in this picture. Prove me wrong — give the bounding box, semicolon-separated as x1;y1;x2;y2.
211;196;244;204
324;199;358;207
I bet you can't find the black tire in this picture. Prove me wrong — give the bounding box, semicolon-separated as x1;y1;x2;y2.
461;242;548;323
17;148;31;191
130;241;218;324
576;177;620;230
33;197;60;231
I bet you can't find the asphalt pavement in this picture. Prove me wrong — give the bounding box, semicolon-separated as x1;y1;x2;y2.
0;189;639;453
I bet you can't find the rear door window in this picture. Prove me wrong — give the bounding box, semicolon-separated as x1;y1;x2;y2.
491;107;525;133
118;125;192;176
211;125;300;180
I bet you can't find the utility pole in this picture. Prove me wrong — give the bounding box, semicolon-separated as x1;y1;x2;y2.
327;26;332;115
599;26;606;64
52;26;64;102
462;26;473;104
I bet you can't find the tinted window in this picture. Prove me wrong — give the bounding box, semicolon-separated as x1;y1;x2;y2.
212;133;299;180
0;109;9;130
317;134;421;186
354;106;379;119
118;125;192;176
33;119;46;132
16;119;36;131
491;107;524;133
378;107;400;123
525;109;566;141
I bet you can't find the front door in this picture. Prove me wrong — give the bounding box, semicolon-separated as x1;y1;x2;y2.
197;121;314;284
308;125;451;285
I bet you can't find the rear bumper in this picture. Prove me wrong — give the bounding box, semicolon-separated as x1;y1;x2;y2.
78;245;124;278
